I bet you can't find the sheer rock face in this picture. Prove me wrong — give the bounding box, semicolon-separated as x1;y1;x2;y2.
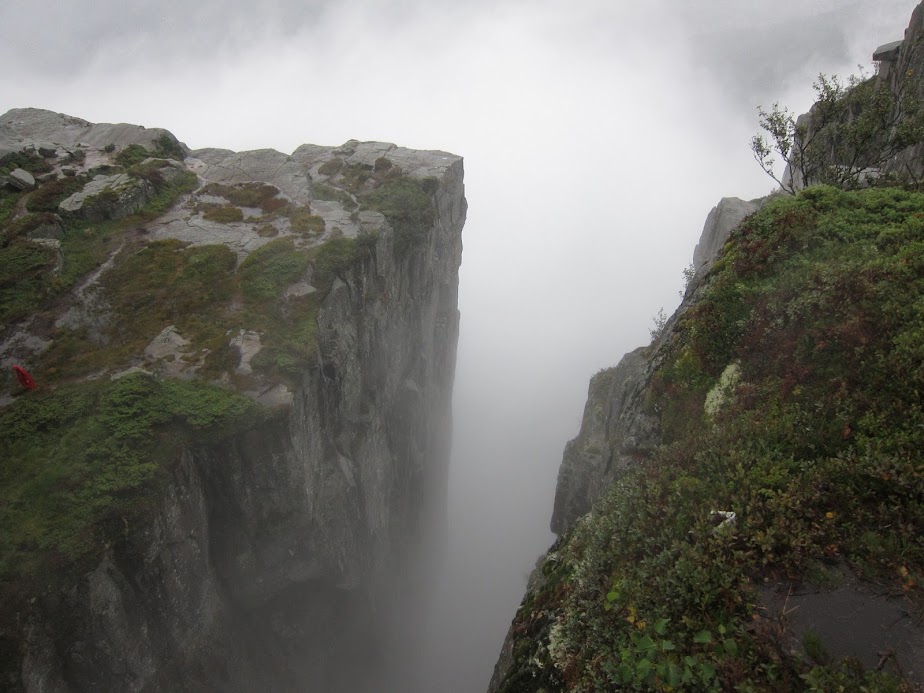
548;190;747;536
550;348;656;535
691;196;763;272
6;110;466;693
881;1;924;179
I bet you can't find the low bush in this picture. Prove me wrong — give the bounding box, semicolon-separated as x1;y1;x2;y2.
287;206;325;235
239;238;309;301
364;176;437;253
200;182;282;211
26;176;85;213
496;185;924;692
0;373;258;582
203;204;244;223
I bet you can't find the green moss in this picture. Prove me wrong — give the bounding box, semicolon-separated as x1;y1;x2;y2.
0;188;21;228
152;133;186;161
112;135;185;169
0;373;258;582
2;168;199;333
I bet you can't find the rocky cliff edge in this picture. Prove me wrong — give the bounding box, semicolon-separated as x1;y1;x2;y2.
0;108;466;692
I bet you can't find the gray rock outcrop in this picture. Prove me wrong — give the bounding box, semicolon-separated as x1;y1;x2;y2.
58;173;155;221
550;348;657;534
7;168;35;190
692;196;763;272
0;108;187;159
194;148;311;205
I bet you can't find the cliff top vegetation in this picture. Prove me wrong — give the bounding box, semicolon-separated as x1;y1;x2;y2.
495;184;924;692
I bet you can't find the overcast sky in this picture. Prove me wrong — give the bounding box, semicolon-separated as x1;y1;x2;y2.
2;1;919;691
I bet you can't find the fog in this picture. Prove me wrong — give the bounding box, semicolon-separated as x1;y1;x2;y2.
1;1;917;690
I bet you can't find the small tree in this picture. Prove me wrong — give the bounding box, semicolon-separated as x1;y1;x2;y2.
649;308;668;343
751;71;924;194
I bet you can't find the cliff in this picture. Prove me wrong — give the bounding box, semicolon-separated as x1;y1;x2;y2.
490;7;924;692
0;109;465;691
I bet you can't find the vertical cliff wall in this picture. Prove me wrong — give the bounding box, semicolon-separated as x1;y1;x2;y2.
0;109;465;692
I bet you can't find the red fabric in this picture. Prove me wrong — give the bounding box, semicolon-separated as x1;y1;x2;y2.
12;365;36;390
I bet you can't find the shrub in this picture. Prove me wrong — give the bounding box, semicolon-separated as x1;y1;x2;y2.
203;204;244;223
200;182;281;211
152;133;185;161
2;213;59;245
318;158;344;176
752;71;924;193
312;183;357;211
26;176;85;212
0;151;52;176
287;206;325;234
312;236;357;286
497;185;924;692
115;144;150;168
239;238;309;301
0;240;55;323
0;373;257;581
364;176;437;252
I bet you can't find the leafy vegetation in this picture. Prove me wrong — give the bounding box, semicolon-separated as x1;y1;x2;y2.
115;144;152;168
0;373;258;582
0;151;53;177
239;238;309;300
203;204;244;223
200;182;285;212
312;182;357;210
26;175;85;213
753;72;924;193
286;206;325;235
497;186;924;692
114;135;185;168
0;168;199;328
364;176;438;253
0;241;56;324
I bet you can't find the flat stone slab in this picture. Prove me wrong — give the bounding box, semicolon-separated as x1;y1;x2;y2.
8;168;35;190
147;210;281;260
198;149;312;205
284;281;317;299
761;568;924;684
144;325;190;362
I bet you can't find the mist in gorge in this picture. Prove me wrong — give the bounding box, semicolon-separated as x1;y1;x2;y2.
1;1;919;691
